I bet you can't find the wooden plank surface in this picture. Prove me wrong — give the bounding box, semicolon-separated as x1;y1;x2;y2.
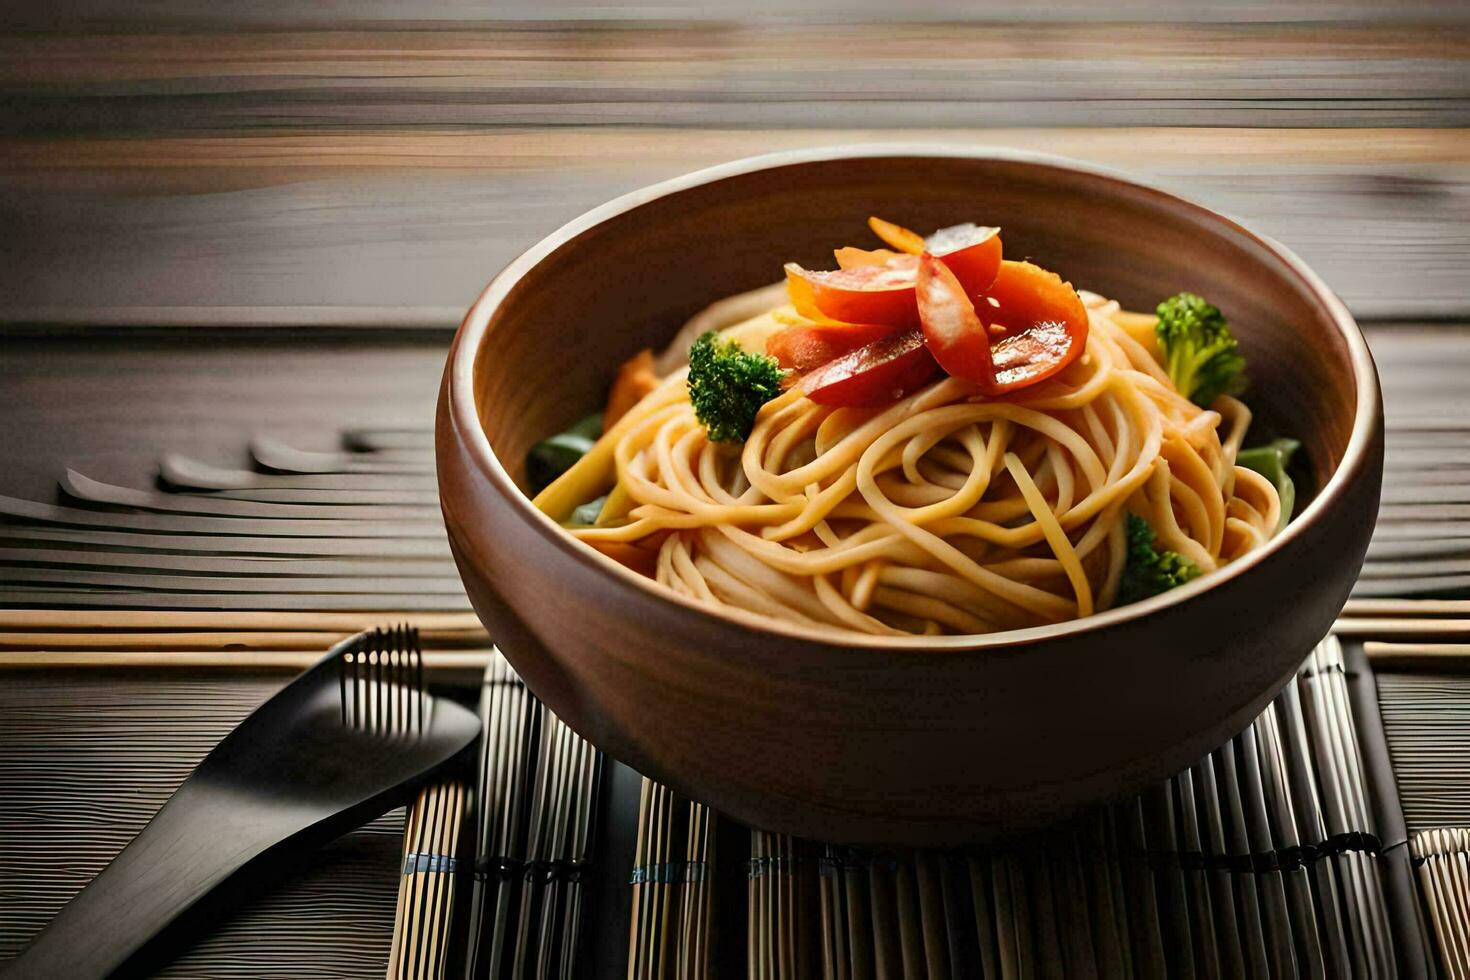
3;24;1466;133
0;7;1464;973
1;11;1467;328
2;128;1467;326
6;0;1470;29
0;335;446;500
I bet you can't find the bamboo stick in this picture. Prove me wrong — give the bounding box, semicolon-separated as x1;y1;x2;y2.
0;609;485;631
1342;600;1470;618
1332;618;1470;638
0;649;496;670
0;629;488;651
1364;642;1470;666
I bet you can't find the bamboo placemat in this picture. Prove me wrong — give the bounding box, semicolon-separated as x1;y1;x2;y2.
623;635;1437;977
1377;668;1470;836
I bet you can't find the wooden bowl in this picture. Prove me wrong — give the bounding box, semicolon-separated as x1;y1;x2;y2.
437;147;1382;845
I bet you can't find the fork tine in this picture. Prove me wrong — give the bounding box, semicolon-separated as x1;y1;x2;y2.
392;625;405;735
373;640;385;731
414;627;425;734
338;645;349;728
351;642;362;732
400;625;412;735
387;639;399;736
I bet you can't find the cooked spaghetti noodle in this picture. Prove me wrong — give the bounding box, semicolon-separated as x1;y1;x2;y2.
533;289;1282;637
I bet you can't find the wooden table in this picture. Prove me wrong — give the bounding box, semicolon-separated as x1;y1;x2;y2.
2;4;1468;976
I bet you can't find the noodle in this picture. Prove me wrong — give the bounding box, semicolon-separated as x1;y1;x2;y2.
546;293;1282;636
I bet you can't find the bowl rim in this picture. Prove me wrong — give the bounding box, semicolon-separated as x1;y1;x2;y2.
445;143;1380;652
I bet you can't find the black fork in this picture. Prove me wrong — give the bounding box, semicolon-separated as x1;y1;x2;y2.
5;627;480;980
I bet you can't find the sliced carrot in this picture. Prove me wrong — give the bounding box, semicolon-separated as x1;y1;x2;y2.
603;348;659;432
585;538;659;578
784;264;831;321
833;247;920;271
867;216;927;255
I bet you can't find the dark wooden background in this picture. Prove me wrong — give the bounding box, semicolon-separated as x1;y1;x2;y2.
0;4;1467;975
1;2;1467;335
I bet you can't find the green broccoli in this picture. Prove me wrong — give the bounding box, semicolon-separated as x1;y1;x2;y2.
1117;513;1201;606
1155;292;1247;407
687;331;785;443
1237;437;1300;533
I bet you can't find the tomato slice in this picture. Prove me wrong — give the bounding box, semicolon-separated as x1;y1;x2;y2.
915;254;996;388
925;224;1002;295
799;329;940;407
833;247;919;272
978;260;1089;392
783;262;918;327
867;216;926;255
767;320;903;372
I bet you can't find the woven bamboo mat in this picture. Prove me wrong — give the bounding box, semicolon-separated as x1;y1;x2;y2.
623;636;1435;977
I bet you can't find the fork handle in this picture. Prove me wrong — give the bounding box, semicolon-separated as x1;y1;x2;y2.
5;781;305;979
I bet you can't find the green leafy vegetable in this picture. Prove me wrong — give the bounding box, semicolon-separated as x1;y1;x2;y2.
1155;292;1247;407
1118;513;1202;606
1237;437;1300;533
569;495;608;528
526;413;602;494
687;331;786;443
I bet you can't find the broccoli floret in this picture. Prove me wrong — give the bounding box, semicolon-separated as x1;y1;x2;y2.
1155;292;1247;407
1117;513;1201;606
687;331;785;443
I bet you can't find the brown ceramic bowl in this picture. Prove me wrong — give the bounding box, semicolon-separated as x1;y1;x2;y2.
437;146;1382;845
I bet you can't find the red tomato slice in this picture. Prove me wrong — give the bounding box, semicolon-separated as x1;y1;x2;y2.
979;260;1089;392
925;224;1002;295
916;254;997;388
799;330;940;407
833;247;919;272
783;262;918;327
767;320;903;372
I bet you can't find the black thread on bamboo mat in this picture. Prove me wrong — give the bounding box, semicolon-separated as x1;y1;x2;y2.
402;852;459;875
1140;830;1383;874
744;854;802;878
629;860;705;885
474;856;588;882
815;849;903;875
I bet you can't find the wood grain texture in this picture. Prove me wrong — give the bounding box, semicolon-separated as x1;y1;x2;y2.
2;127;1467;325
1;3;1467;330
2;24;1465;134
7;0;1470;29
0;335;447;500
